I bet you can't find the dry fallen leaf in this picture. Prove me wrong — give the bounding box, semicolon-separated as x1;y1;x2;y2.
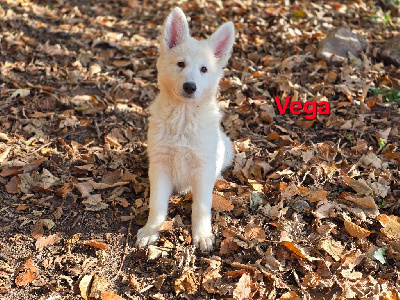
248;179;263;192
377;214;400;240
174;270;197;295
100;291;125;300
279;291;301;300
220;237;239;255
318;239;344;261
325;71;338;83
309;190;328;202
282;241;307;259
380;290;398;300
0;166;23;177
89;274;110;298
10;88;30;99
201;257;222;294
56;182;74;196
233;273;252;300
89;63;102;75
36;233;62;251
76;180;129;198
82;194;108;211
5;176;21;194
15;258;38;286
313;199;335;220
343;176;373;195
104;128;128;149
302;272;322;288
16;204;29;211
225;269;248;277
0;132;9;141
360;152;382;169
212;194;234;212
281;182;299;199
297;186;310;196
70;95;106;115
385;145;400;161
0;145;11;163
85;240;109;250
344;194;378;210
244;223;266;245
128;274;142;292
79;275;93;300
31;219;55;239
266;131;280;141
341;269;363;280
72;164;95;174
344;219;371;238
376;128;391;143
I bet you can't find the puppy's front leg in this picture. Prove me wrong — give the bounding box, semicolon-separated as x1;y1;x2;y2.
136;163;172;248
191;166;216;252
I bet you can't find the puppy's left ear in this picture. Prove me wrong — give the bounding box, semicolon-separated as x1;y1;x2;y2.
208;22;235;66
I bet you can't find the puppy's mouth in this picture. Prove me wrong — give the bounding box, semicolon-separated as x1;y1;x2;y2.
170;87;198;101
181;92;196;100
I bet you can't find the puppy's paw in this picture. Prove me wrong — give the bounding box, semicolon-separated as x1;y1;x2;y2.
136;226;159;248
192;232;215;252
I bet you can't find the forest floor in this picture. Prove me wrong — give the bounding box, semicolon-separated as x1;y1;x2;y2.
0;0;399;299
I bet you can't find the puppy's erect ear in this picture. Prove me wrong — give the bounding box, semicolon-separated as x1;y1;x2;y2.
208;22;235;66
161;8;189;51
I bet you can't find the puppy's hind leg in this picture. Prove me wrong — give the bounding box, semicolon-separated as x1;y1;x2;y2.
136;162;172;248
218;131;234;173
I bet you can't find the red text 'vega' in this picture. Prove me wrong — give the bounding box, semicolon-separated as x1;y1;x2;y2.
275;96;330;120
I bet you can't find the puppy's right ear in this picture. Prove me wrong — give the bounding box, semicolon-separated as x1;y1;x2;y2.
161;8;189;52
208;22;235;67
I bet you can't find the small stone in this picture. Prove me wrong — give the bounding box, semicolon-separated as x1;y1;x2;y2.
316;27;367;66
291;200;310;212
380;35;400;67
250;192;263;210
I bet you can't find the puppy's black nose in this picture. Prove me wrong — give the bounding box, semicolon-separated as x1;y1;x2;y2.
183;82;196;94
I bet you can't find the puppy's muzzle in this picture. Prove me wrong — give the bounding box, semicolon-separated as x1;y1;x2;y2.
183;82;196;95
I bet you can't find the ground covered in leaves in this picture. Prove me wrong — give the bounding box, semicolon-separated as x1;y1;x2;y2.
0;0;400;299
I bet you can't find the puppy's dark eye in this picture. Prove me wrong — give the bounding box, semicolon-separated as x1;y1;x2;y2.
200;66;207;73
178;61;185;68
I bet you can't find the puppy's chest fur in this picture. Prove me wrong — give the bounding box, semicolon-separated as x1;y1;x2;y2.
148;99;220;191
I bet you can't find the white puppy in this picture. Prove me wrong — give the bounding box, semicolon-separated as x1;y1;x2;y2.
136;7;235;251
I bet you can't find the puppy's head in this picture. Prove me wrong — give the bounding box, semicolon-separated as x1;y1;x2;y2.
157;8;235;101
